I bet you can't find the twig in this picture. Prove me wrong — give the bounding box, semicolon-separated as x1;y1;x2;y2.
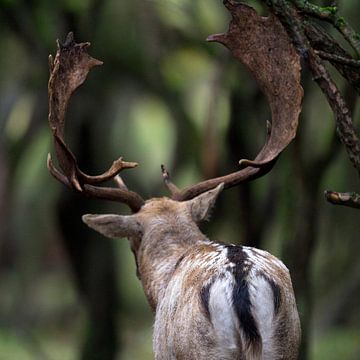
293;0;360;57
304;21;360;94
315;49;360;67
325;190;360;209
293;1;338;19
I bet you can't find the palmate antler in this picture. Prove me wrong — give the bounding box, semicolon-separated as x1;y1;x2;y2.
163;0;303;201
48;1;302;210
47;32;144;212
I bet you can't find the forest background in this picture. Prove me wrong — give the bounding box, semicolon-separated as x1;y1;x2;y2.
0;0;359;359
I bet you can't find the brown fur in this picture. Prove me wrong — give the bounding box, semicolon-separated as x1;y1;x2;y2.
83;186;301;359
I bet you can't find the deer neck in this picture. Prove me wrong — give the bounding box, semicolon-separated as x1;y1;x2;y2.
136;218;207;311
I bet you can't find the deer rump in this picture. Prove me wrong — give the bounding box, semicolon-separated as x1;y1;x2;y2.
153;243;300;360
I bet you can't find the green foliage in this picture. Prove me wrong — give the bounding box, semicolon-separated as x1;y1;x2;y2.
312;328;360;360
335;16;346;28
319;6;338;15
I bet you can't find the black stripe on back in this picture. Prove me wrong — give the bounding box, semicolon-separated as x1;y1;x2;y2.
261;274;282;315
226;246;261;347
174;253;186;270
199;278;215;321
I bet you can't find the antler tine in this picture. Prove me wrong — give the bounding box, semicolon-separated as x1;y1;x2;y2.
161;165;180;197
47;32;145;212
171;3;303;201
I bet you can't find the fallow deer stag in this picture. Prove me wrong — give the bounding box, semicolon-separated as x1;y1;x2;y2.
47;2;303;359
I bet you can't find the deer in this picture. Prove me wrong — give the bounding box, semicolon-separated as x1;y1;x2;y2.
47;2;303;359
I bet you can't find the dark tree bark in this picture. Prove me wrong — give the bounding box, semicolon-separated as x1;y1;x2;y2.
228;89;277;248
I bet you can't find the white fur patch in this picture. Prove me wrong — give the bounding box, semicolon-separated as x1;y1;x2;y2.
208;272;238;352
247;273;276;359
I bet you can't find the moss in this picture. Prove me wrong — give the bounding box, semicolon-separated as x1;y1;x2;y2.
335;17;346;28
319;6;338;15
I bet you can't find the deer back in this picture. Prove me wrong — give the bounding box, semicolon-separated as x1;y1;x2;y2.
152;238;301;360
84;187;301;360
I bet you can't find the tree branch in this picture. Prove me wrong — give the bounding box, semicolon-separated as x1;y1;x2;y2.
262;0;360;178
304;20;360;95
315;50;360;68
293;0;360;56
324;191;360;209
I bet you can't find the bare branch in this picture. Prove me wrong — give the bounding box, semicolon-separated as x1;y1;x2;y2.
304;21;360;95
325;191;360;209
260;0;360;210
293;0;360;56
262;0;360;176
315;50;360;68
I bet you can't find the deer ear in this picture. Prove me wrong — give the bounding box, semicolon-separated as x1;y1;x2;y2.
82;214;142;239
188;183;224;223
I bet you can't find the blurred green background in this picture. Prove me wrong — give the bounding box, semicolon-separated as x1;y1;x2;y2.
0;0;359;359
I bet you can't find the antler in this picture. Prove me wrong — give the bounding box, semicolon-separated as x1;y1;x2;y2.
47;32;145;213
168;1;303;201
